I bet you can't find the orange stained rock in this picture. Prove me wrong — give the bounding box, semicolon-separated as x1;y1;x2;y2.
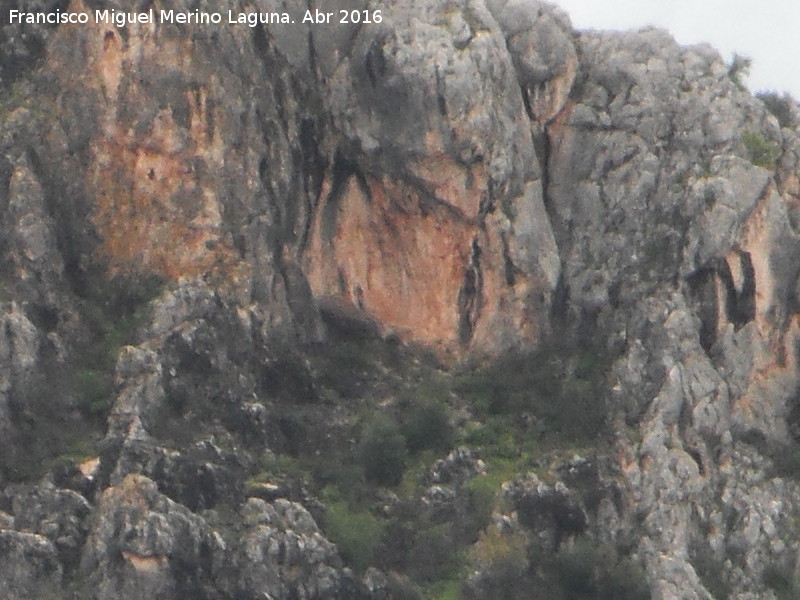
121;552;168;572
62;10;242;281
305;172;476;356
304;164;548;360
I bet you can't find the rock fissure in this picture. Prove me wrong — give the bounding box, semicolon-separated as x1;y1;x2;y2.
457;238;484;345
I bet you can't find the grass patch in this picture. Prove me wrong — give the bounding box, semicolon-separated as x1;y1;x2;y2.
430;578;461;600
320;486;387;575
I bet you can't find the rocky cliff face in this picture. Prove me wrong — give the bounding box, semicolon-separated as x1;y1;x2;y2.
3;0;800;598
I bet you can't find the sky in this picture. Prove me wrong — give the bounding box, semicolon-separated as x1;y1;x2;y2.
551;0;800;98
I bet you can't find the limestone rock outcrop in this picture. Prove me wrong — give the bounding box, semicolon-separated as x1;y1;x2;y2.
305;0;562;359
3;0;800;598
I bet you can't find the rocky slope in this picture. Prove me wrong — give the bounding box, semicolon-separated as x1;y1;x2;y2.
2;0;800;598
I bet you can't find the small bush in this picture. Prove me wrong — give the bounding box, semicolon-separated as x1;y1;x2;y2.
322;491;386;574
771;443;800;479
471;527;528;572
312;339;379;397
742;131;781;170
691;543;731;600
463;419;519;459
464;528;531;600
75;368;114;419
528;537;651;600
763;564;800;600
360;415;408;487
454;345;608;444
727;53;751;90
758;92;797;129
407;524;462;583
460;475;497;539
401;394;454;454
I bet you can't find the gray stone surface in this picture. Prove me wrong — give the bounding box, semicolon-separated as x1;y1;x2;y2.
0;530;62;600
2;0;800;598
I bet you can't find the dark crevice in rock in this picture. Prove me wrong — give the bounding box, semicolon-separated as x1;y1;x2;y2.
0;155;12;211
280;257;323;343
501;233;516;286
435;66;447;117
322;150;368;244
787;388;800;443
551;270;569;321
521;84;534;120
718;252;756;331
687;266;719;355
458;239;483;345
297;118;327;255
686;445;705;476
401;168;481;224
365;36;387;88
24;303;58;333
734;251;756;328
252;22;270;56
537;128;553;219
24;146;90;301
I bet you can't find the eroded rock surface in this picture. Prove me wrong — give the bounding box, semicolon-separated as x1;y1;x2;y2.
3;0;800;598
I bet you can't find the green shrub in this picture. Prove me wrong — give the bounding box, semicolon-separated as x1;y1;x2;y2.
401;394;454;454
464;528;531;600
742;131;781;169
360;414;408;486
771;443;800;479
322;491;386;574
758;92;797;129
429;578;460;600
727;53;751;90
763;564;800;600
691;544;731;600
407;524;462;583
461;475;498;538
75;368;114;419
0;78;31;117
463;419;520;459
454;346;608;445
72;271;164;421
528;538;651;600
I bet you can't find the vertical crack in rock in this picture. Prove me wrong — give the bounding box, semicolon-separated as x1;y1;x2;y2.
708;250;757;334
321;150;368;245
435;66;447;117
730;250;757;329
365;36;387;88
297;118;326;255
458;239;483;345
533;128;553;216
688;267;719;355
500;233;516;286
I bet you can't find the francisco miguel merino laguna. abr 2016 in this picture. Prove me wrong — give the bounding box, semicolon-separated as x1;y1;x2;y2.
7;9;295;27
